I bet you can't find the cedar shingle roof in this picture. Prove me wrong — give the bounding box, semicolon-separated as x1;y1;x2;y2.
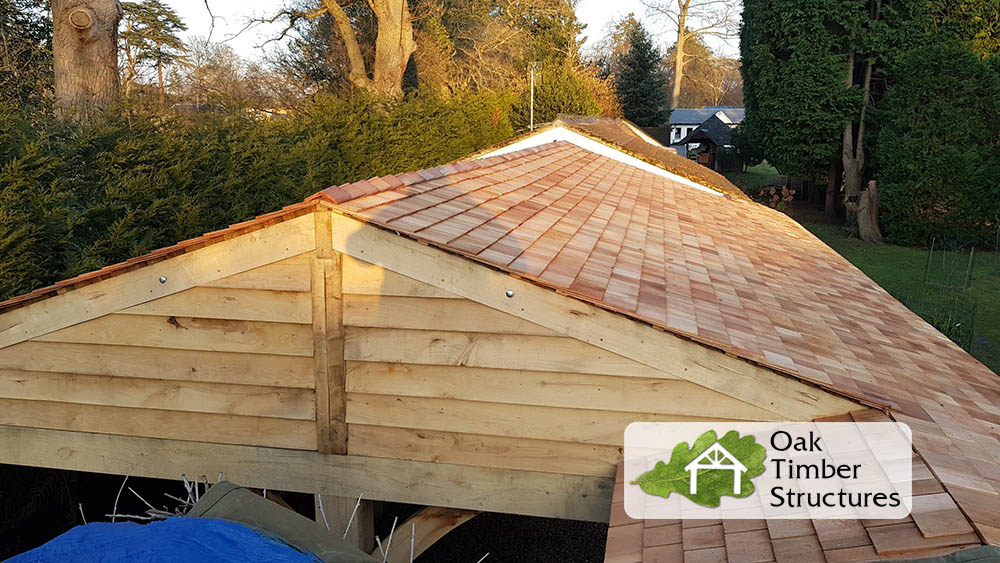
1;135;998;561
469;115;748;200
314;140;1000;558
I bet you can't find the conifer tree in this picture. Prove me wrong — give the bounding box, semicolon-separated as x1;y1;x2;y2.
615;22;669;127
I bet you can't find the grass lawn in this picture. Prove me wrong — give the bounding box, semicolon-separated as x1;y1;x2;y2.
805;223;1000;376
725;161;780;191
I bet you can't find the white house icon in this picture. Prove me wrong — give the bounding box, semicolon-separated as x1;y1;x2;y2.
684;442;748;495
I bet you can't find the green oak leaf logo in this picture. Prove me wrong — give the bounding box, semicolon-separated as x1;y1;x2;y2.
630;429;766;507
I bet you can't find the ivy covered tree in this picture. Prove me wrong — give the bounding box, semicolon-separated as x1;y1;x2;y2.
615;21;669;127
740;0;859;217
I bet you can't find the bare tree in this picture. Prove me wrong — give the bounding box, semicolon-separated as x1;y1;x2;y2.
52;0;122;118
641;0;739;109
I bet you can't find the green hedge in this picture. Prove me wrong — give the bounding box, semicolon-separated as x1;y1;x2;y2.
874;42;1000;246
0;92;515;301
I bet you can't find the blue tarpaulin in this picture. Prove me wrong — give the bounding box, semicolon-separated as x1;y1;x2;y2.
6;517;321;562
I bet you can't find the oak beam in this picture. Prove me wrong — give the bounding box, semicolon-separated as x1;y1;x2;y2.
313;211;347;454
0;425;613;522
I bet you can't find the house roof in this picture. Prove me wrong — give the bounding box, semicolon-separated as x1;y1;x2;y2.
675;114;737;147
669;107;745;126
1;135;998;560
471;115;748;200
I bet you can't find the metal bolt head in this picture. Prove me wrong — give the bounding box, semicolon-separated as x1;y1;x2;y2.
505;289;514;298
158;276;167;284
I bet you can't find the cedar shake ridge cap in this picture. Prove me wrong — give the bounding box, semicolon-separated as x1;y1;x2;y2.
467;114;750;200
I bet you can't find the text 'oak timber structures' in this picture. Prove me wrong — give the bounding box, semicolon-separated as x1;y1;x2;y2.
0;117;996;561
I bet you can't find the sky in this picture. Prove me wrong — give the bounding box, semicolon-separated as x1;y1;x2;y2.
161;0;739;60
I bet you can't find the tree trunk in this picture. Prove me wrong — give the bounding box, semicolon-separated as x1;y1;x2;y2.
825;158;840;217
671;34;684;109
322;0;416;98
856;180;883;243
157;59;164;103
670;3;689;109
52;0;121;119
842;53;881;242
370;0;416;97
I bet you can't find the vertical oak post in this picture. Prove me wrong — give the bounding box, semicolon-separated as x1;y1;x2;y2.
312;210;347;454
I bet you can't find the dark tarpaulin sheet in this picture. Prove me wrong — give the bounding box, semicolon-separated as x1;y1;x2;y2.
6;517;321;563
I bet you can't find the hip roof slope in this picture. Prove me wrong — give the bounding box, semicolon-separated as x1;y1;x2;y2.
318;141;1000;546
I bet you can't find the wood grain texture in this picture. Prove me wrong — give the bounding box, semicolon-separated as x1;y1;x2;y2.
203;263;311;292
342;256;459;299
313;210;346;454
348;424;621;477
344;327;676;378
327;211;858;420
346;361;784;420
343;294;556;335
0;398;316;449
0;214;315;349
346;393;738;446
122;287;311;324
0;341;314;388
36;314;313;357
0;369;315;419
0;425;614;522
379;507;479;563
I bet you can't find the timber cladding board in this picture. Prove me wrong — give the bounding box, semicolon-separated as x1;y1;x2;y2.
35;314;313;357
0;398;316;449
0;426;614;522
0;214;315;349
345;393;743;446
327;210;858;421
346;361;781;420
0;369;315;419
121;286;312;324
0;342;315;388
343;294;556;335
344;326;673;378
348;424;622;477
341;256;459;299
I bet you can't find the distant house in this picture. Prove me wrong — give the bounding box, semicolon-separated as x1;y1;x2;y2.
674;113;743;171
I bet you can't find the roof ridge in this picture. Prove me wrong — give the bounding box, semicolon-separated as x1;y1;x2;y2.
313;141;569;205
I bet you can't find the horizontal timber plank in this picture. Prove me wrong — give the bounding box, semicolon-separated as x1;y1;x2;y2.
0;342;314;388
0;426;613;522
345;362;782;420
36;314;313;357
122;287;311;324
203;263;312;292
348;424;620;477
343;295;556;335
344;327;675;378
0;370;315;419
327;211;858;420
346;393;735;446
342;256;459;299
0;214;315;349
0;398;316;449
